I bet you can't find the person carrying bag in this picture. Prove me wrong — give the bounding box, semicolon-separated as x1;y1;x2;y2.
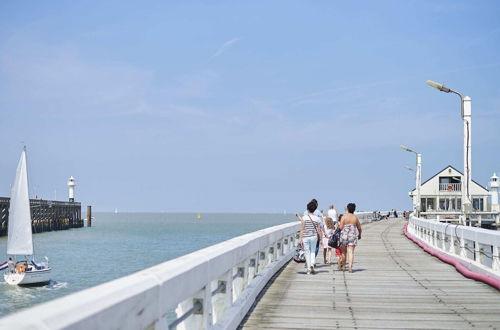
296;201;322;275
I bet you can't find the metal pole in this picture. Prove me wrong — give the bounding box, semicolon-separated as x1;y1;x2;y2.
416;153;422;217
86;205;92;227
462;96;472;225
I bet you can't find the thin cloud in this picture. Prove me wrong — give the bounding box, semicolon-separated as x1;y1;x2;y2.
210;37;241;59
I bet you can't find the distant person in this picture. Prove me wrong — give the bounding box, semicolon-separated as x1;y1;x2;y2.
327;205;338;224
322;217;335;264
335;215;343;269
393;209;398;218
7;257;15;273
339;203;362;273
297;201;321;275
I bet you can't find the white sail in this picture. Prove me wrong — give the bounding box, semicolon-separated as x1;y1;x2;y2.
7;148;33;256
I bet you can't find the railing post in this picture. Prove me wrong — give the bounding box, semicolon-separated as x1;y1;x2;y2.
232;265;244;303
460;236;467;259
175;288;207;330
493;246;500;272
441;227;446;251
283;237;289;254
258;250;266;273
277;240;283;257
248;256;257;282
449;230;455;255
474;241;482;265
268;245;275;264
203;284;213;328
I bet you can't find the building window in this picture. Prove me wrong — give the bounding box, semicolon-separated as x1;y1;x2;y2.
421;198;435;212
439;198;446;211
439;176;461;184
472;198;484;211
438;197;461;211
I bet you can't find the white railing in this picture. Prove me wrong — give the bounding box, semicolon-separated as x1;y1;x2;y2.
0;212;381;330
419;211;500;225
439;182;461;192
356;211;379;223
0;222;301;330
407;215;500;277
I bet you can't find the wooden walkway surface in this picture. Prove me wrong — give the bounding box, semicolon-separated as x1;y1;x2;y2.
239;218;500;329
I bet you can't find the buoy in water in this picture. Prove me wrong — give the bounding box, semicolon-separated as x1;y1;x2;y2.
196;214;202;219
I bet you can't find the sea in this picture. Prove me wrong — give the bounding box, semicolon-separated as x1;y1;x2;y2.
0;212;294;318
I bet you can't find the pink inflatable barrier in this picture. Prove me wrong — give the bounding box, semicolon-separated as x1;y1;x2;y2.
403;223;500;290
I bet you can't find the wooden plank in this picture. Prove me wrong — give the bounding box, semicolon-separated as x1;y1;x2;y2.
239;219;500;329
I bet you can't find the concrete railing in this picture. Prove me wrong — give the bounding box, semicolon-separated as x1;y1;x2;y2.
356;211;378;223
419;211;500;226
407;215;500;278
0;211;380;330
0;222;301;330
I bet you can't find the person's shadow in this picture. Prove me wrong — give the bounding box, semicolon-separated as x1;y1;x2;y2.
351;268;366;273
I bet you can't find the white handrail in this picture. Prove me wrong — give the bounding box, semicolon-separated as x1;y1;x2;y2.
0;222;301;330
407;215;500;277
0;212;381;330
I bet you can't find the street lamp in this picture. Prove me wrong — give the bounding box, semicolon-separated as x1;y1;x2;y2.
400;145;422;216
426;80;472;224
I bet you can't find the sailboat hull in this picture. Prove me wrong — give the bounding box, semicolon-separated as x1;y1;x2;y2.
4;268;51;286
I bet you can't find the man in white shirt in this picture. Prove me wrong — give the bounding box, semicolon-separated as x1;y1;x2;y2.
327;205;338;224
7;257;15;273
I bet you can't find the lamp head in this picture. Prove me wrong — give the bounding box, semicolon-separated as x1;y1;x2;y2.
400;145;413;153
426;80;451;93
404;166;414;172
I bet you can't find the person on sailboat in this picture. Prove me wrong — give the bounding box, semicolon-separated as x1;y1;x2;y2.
7;257;15;273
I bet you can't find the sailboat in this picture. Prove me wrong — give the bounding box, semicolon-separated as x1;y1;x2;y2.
3;147;51;285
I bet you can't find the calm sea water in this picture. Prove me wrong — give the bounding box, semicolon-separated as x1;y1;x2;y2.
0;212;293;317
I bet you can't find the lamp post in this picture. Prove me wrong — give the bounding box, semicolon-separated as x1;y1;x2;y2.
426;80;472;225
400;145;422;216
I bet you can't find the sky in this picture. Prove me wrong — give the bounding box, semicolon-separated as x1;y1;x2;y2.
0;1;499;213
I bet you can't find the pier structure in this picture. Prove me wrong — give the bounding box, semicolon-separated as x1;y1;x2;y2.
0;197;83;237
0;213;499;329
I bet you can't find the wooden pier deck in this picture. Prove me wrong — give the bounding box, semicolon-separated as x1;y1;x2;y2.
239;218;500;329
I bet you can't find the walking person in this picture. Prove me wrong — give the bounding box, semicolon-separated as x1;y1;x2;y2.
335;214;343;269
303;199;323;262
339;203;362;273
327;205;338;224
322;217;335;264
297;201;321;274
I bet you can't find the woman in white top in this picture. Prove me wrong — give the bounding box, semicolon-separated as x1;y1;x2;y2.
297;201;322;274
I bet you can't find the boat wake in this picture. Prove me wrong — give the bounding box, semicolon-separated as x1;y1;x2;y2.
45;280;68;290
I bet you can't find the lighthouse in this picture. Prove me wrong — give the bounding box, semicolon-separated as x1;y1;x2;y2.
490;173;499;212
67;176;76;202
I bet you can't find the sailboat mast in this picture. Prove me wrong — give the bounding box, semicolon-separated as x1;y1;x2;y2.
24;146;36;260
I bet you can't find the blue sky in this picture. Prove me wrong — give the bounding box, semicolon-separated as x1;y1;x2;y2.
0;1;499;212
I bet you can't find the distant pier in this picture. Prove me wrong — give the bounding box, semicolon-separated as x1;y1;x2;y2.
0;197;83;236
